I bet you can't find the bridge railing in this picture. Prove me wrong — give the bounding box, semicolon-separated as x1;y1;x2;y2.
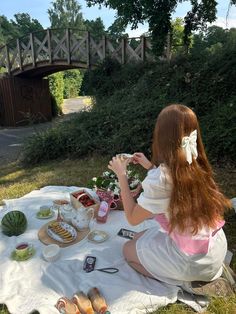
0;28;154;76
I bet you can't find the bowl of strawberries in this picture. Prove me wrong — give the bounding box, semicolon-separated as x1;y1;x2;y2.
70;188;100;214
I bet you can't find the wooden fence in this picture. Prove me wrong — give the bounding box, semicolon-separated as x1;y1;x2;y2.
0;76;51;126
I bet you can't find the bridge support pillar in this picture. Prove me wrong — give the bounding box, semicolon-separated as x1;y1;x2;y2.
0;76;52;126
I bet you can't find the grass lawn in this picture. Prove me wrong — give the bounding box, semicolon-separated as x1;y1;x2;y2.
0;157;235;314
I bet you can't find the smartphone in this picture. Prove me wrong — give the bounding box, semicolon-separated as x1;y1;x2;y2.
83;256;96;272
117;228;136;240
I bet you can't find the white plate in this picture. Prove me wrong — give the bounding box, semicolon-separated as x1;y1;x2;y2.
47;221;77;243
87;230;109;243
36;210;54;219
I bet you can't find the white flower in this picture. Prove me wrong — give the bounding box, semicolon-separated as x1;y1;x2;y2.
129;179;140;189
92;177;97;181
108;182;114;189
103;171;110;177
113;187;120;195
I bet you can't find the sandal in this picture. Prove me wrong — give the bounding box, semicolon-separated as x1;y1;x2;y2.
191;277;234;297
55;297;81;314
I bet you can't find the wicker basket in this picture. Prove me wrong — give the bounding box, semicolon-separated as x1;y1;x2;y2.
114;183;142;210
96;184;142;211
95;189;114;205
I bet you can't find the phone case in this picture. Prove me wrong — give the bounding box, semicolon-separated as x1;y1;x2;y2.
117;228;136;239
83;256;96;272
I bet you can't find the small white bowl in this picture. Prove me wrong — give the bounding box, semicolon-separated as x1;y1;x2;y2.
43;244;60;262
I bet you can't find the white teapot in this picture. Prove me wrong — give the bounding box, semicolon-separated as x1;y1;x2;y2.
71;207;94;230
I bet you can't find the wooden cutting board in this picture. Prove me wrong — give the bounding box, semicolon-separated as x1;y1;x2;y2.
38;220;90;248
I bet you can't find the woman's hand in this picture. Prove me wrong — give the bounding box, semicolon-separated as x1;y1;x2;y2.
108;156;130;178
132;152;153;170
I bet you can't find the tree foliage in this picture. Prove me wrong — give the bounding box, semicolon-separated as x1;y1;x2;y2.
86;0;235;56
48;0;85;29
106;17;128;42
0;14;43;46
170;18;186;55
48;72;64;115
11;13;44;37
63;69;83;98
84;17;106;41
0;15;18;45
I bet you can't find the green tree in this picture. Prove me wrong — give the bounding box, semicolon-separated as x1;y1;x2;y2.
0;15;19;45
107;17;128;43
48;0;85;29
171;18;185;54
63;69;83;98
205;26;229;46
190;26;236;58
86;0;236;56
11;13;43;37
0;13;43;46
48;72;64;115
84;17;106;41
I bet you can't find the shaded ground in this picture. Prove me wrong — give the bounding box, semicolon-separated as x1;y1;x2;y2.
0;97;89;165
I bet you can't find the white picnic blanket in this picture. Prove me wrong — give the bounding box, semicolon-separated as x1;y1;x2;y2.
0;186;209;314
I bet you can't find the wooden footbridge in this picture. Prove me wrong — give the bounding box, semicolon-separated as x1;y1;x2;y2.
0;28;154;126
0;28;153;78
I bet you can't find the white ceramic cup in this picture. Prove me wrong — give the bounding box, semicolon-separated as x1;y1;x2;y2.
39;205;51;216
15;242;32;258
43;244;60;262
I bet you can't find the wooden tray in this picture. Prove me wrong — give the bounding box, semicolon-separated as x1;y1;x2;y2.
38;220;90;248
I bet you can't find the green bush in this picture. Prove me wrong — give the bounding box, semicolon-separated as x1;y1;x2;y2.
63;69;83;99
200;101;236;163
50;94;60;117
48;72;64;115
22;35;236;165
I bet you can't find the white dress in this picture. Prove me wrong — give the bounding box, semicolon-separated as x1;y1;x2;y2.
136;164;227;286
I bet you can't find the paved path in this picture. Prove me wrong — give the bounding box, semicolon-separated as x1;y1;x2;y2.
62;97;89;114
0;97;90;164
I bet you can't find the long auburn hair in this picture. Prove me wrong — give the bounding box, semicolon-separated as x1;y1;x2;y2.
152;104;231;234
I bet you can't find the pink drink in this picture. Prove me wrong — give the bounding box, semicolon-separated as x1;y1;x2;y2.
96;201;109;223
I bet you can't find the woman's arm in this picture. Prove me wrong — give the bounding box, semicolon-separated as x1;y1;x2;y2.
108;156;154;225
132;152;153;170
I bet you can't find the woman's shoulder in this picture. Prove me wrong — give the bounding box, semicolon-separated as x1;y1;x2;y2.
145;163;172;188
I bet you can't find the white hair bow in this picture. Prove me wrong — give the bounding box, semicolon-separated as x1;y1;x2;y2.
181;130;198;164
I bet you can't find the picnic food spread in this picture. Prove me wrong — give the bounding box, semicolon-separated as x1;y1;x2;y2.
0;161;143;313
0;182;221;314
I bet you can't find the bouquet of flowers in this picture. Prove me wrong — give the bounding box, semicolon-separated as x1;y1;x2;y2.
87;168;142;210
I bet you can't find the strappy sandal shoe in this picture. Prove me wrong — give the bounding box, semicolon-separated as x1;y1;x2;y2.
191;277;234;297
72;291;94;314
222;263;236;293
55;297;81;314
